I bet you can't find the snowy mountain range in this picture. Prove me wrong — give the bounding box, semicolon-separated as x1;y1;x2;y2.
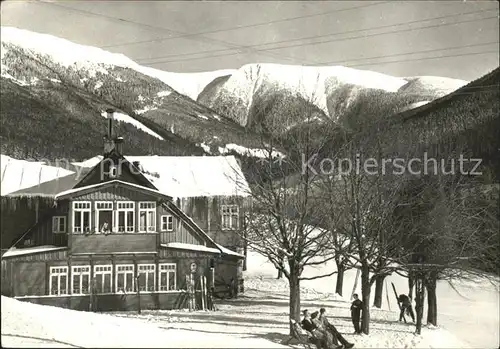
1;26;469;167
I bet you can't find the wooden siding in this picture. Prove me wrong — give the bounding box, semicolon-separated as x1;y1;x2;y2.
72;185;157;202
13;261;46;297
71;234;157;254
158;204;204;245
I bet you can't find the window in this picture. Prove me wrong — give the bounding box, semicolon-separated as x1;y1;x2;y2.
116;265;134;292
221;205;239;230
72;266;90;294
49;266;68;295
94;265;112;294
52;216;66;234
137;264;155;292
95;201;113;234
161;215;173;231
139;202;156;232
73;202;91;233
116;202;135;233
159;263;176;291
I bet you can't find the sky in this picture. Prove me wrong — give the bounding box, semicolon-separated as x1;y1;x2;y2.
1;0;499;81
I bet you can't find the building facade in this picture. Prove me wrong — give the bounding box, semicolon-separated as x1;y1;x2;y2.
1;112;246;311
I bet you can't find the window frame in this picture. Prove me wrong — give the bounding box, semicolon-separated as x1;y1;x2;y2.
72;201;91;234
137;264;156;292
95;201;114;234
115;201;135;233
71;265;90;295
115;264;135;293
52;216;66;234
221;205;239;230
160;215;173;232
49;266;68;296
138;201;156;233
159;263;177;292
93;265;113;294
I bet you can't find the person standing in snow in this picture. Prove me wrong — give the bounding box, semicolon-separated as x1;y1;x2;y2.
350;294;363;334
397;294;415;323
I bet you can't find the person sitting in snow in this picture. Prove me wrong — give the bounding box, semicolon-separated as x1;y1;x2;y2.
397;294;415;323
301;309;336;349
318;308;354;349
350;294;363;335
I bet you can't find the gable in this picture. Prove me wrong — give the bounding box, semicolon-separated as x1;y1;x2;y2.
73;150;155;190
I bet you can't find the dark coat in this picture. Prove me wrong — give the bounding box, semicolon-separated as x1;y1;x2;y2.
350;299;363;317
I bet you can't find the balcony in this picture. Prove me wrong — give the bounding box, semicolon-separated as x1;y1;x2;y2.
71;232;157;254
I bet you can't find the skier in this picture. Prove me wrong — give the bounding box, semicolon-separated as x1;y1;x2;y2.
350;294;363;335
397;294;415;323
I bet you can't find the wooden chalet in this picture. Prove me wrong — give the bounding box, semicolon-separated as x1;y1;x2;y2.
1;109;245;311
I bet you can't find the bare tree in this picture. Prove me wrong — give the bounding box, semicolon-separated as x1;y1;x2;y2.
317;143;410;334
396;175;499;334
230;101;337;335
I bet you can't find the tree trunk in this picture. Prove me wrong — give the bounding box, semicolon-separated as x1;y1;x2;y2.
335;262;345;296
277;269;283;279
289;272;301;336
360;263;371;335
414;274;425;335
425;273;438;326
373;275;386;309
408;271;415;301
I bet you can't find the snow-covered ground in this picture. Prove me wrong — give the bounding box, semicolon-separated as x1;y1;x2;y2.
3;248;496;348
245;250;500;349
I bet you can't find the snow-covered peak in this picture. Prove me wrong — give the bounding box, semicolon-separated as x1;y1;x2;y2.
232;62;409;93
0;26;233;99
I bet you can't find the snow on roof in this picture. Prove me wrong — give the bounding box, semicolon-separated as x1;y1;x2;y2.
72;155;251;198
215;243;245;258
55;180;171;200
2;245;67;258
1;155;74;196
161;243;220;254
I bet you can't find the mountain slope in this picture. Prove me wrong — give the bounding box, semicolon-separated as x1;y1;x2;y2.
197;63;468;133
0;26;270;162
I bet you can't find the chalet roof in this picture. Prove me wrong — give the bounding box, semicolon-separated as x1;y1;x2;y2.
1;155;75;196
2;154;251;199
72;155;251;198
54;180;172;201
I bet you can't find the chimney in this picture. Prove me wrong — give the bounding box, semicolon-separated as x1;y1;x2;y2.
106;108;114;139
114;136;124;155
103;108;115;154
